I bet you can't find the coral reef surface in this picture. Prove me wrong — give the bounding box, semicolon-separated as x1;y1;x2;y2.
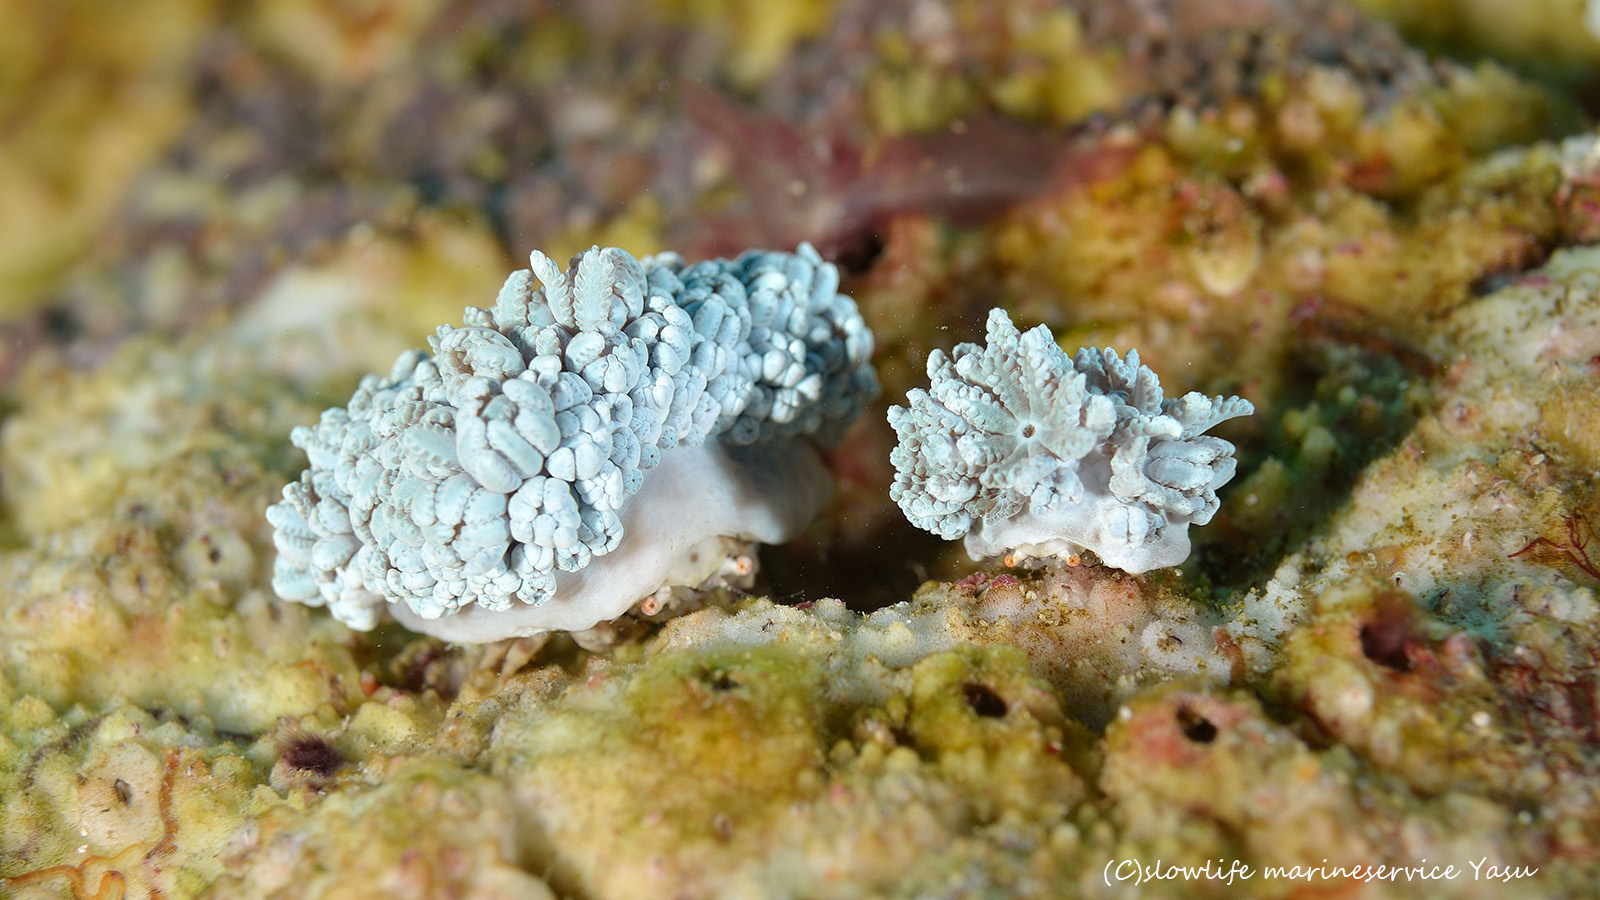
4;1;1600;898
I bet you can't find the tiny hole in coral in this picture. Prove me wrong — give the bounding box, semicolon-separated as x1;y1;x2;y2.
1021;424;1036;438
41;305;79;340
1359;612;1416;673
113;779;133;805
963;683;1008;718
703;668;739;691
1176;707;1217;743
835;233;886;275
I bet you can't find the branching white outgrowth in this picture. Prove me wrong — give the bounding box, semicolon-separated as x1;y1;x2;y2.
889;308;1251;573
269;243;877;639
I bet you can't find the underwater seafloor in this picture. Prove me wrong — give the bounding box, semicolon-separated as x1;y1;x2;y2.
5;1;1600;897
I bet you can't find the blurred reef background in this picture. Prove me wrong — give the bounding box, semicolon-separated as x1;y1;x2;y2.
5;0;1600;897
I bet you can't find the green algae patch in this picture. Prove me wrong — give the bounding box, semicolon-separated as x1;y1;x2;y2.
481;602;1107;898
1274;577;1531;798
1201;339;1425;584
0;515;366;736
908;646;1070;754
497;642;829;841
0;336;316;538
342;692;448;759
489;642;832;896
211;759;551;900
1087;681;1566;893
625;643;831;828
904;646;1088;824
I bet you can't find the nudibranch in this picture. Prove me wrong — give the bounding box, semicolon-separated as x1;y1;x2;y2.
888;308;1251;573
267;244;877;642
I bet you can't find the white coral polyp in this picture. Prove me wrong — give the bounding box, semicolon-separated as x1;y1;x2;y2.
268;243;877;641
889;308;1251;573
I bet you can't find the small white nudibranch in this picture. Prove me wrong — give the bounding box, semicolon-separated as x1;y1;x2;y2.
268;244;877;641
888;308;1251;573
